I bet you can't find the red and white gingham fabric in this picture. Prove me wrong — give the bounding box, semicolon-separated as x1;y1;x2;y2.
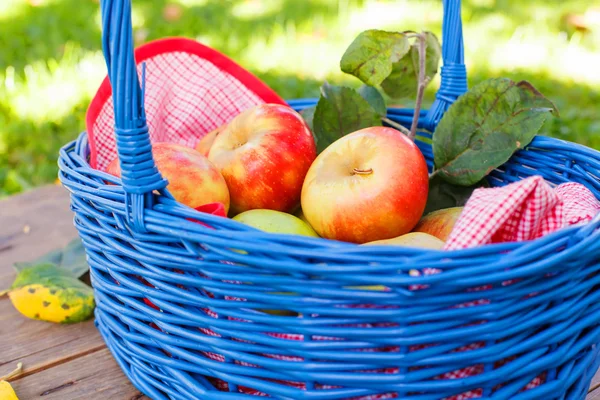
86;37;285;171
444;175;600;250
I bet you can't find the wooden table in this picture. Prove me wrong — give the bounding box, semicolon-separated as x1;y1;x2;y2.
1;185;600;399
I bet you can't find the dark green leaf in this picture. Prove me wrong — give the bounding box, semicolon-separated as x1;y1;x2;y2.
357;85;387;116
433;78;558;186
11;263;92;292
381;31;441;99
300;106;316;132
300;106;318;148
59;238;89;279
340;29;409;86
14;249;62;272
380;55;416;99
313;83;382;153
424;175;489;215
13;238;89;279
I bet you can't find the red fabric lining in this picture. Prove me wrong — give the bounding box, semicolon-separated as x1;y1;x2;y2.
86;37;285;170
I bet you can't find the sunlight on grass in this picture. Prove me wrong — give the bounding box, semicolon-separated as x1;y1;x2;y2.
172;0;208;6
0;0;27;19
241;1;441;83
0;0;61;17
1;43;105;124
459;3;600;87
1;0;599;196
231;0;284;20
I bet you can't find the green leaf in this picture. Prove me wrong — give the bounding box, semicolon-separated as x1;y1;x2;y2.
357;85;387;116
433;78;558;186
381;31;441;99
14;238;89;279
59;238;89;279
300;106;316;133
14;249;63;272
340;29;409;86
9;263;95;324
424;175;489;215
313;83;382;153
11;263;91;292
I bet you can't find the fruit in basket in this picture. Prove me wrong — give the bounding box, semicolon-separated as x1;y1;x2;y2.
301;126;429;244
208;104;316;215
413;207;463;241
195;124;225;157
233;209;319;237
295;208;311;225
363;232;444;249
106;142;230;213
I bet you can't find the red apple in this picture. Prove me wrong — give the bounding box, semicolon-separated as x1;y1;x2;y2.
106;142;230;213
301;126;429;244
413;207;464;242
208;103;316;214
195;124;225;157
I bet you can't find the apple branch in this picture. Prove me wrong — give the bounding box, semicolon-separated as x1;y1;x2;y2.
409;32;427;141
382;116;412;137
0;362;23;381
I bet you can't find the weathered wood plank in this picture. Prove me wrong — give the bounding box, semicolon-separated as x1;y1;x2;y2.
9;348;149;399
0;297;104;378
0;185;108;379
587;368;600;399
0;185;147;398
0;187;112;383
0;185;77;288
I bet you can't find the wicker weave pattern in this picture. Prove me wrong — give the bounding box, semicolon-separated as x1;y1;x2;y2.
59;121;600;399
57;0;600;399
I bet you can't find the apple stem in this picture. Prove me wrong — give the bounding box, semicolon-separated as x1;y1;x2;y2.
409;32;427;142
353;168;373;175
382;117;412;137
1;362;22;381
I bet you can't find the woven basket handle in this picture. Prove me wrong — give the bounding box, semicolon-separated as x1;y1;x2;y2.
100;0;168;232
98;0;467;232
423;0;468;131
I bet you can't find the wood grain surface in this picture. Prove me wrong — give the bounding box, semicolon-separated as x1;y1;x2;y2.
9;349;148;400
0;186;145;399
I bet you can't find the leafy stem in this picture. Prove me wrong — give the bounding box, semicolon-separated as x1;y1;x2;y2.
382;117;411;137
409;32;427;141
1;362;23;381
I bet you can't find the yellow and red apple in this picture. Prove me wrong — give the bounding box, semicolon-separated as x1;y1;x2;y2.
413;206;463;241
208;103;316;214
301;126;429;244
195;124;225;157
106;142;230;213
363;232;445;249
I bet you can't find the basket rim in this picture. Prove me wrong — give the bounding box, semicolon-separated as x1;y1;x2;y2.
58;123;600;266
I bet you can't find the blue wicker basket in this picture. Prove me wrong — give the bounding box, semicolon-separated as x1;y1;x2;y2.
58;0;600;399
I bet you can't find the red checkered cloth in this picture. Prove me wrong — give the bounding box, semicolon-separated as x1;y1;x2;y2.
86;37;286;171
444;175;600;250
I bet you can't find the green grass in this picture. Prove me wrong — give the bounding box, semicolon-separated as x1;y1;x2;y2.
1;0;599;196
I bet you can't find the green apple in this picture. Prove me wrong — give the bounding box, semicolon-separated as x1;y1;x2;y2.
233;209;319;237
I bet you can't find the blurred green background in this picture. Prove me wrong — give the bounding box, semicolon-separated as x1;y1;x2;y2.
1;0;599;196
